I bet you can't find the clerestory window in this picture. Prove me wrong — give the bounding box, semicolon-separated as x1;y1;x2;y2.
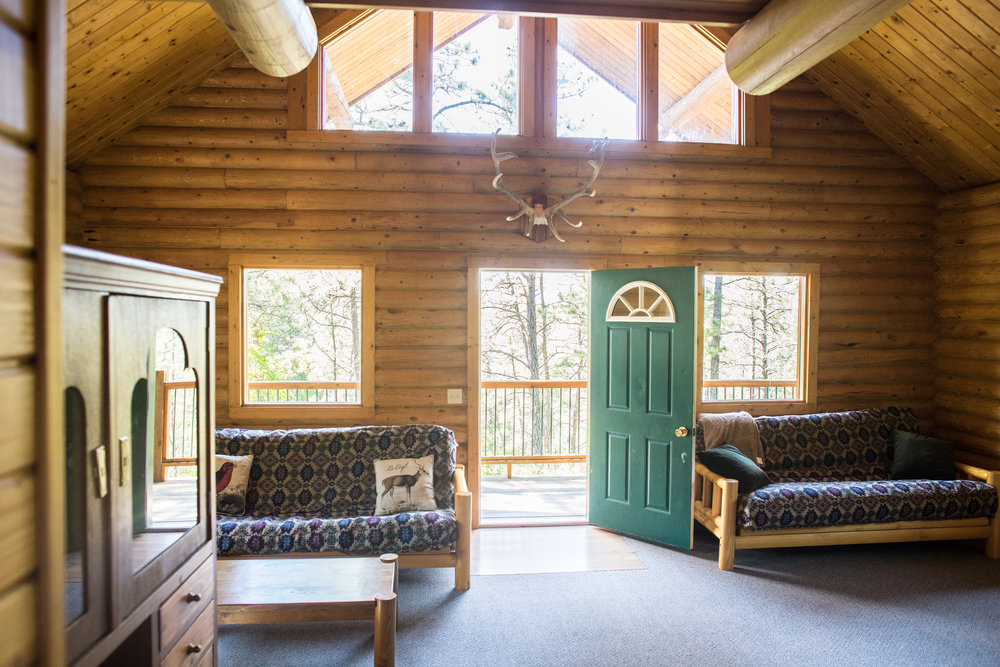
309;11;761;146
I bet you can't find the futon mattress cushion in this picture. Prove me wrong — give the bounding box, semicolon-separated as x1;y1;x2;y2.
756;407;919;481
215;424;457;517
216;509;458;556
738;478;998;532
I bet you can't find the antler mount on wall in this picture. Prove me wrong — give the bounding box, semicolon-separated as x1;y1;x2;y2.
490;130;608;243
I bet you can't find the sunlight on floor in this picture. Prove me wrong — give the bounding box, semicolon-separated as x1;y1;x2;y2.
472;525;644;575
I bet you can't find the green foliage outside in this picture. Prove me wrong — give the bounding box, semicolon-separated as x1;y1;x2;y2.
245;269;361;389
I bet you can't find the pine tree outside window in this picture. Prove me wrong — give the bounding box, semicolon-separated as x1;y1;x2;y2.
700;265;818;414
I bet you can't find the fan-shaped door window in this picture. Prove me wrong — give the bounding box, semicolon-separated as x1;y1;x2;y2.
606;281;675;322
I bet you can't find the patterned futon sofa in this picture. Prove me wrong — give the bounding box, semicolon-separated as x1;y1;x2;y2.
215;424;471;589
693;408;999;570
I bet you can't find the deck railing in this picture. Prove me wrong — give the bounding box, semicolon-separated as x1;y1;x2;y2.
153;371;199;481
702;379;798;401
480;380;588;477
247;380;360;404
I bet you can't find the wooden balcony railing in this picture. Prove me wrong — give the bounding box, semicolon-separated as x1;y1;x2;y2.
247;380;361;404
702;378;798;401
153;371;198;481
480;380;588;478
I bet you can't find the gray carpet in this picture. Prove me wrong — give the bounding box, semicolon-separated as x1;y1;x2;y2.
218;528;1000;666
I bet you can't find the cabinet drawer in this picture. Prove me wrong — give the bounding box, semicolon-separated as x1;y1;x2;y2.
160;556;215;650
162;603;215;667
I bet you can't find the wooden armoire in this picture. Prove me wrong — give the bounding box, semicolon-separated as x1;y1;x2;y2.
63;246;221;666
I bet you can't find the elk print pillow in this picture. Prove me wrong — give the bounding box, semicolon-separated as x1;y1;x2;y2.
215;453;253;516
373;455;436;516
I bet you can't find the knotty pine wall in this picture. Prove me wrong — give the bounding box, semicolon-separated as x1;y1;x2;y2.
74;60;941;466
934;184;1000;464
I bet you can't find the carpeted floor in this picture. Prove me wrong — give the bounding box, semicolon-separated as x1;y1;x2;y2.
217;527;1000;666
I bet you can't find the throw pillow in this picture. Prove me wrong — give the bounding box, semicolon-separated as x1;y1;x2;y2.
696;444;771;494
892;430;955;480
215;453;253;516
374;455;436;516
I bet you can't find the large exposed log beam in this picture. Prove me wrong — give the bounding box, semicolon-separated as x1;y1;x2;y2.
207;0;319;77
725;0;912;96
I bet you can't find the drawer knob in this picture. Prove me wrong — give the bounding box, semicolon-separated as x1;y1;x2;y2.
185;592;202;603
186;644;203;654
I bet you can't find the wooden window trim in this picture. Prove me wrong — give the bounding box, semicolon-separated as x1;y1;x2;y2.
289;11;771;151
695;261;819;417
227;253;378;423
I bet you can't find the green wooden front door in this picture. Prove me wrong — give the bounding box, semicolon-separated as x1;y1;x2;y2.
588;267;696;548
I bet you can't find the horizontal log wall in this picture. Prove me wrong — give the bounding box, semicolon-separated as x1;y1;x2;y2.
3;0;62;662
75;61;942;464
934;183;1000;464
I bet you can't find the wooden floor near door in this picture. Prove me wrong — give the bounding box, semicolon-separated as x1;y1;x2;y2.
472;525;644;575
480;474;586;525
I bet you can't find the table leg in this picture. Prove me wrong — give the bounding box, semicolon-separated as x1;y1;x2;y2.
374;592;396;667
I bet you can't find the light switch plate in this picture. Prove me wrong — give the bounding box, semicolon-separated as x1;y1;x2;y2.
447;388;463;404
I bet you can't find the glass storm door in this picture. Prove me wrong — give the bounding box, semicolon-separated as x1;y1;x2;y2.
588;268;696;548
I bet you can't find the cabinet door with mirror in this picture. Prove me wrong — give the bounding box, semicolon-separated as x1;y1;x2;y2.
64;288;110;661
108;295;213;622
63;247;220;665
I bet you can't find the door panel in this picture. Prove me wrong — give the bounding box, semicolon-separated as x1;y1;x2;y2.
605;432;630;503
645;439;671;512
607;328;631;410
647;329;672;415
589;267;695;549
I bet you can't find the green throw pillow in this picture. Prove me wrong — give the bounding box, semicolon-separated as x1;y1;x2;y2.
696;444;771;494
892;430;955;480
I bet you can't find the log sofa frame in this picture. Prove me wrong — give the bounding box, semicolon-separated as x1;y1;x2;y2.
695;459;1000;571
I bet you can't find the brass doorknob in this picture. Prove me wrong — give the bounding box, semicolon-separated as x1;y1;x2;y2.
675;426;689;437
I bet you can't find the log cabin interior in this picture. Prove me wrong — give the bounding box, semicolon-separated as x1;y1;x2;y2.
4;0;1000;663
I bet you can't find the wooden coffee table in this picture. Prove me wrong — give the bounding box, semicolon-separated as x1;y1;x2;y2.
216;554;399;667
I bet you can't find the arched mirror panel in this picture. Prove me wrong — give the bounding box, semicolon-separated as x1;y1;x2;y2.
131;327;200;573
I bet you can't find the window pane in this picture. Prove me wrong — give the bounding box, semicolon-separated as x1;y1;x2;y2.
658;24;735;144
432;12;518;134
245;269;362;404
324;10;414;131
557;17;638;140
703;275;802;402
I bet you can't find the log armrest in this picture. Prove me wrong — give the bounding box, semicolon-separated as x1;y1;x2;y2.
693;462;740;570
453;464;472;590
956;461;1000;558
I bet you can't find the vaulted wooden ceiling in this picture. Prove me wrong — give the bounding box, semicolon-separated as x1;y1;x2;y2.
806;0;1000;193
66;0;1000;194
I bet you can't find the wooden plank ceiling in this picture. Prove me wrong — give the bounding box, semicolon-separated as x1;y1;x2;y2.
67;0;1000;194
66;0;241;165
807;0;1000;193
